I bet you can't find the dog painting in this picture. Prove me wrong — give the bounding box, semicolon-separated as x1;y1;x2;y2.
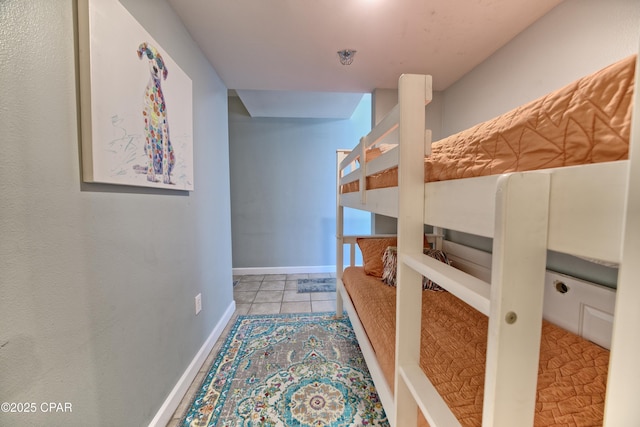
79;0;193;190
137;42;175;184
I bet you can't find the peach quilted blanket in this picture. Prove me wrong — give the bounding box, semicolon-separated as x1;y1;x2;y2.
342;266;609;426
343;55;635;193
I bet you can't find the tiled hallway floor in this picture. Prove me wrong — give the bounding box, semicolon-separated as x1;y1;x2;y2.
233;272;337;315
166;272;337;426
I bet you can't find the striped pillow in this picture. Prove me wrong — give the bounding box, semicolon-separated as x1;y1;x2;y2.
382;246;450;291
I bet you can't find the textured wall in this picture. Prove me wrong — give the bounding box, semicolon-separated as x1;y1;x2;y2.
0;0;233;425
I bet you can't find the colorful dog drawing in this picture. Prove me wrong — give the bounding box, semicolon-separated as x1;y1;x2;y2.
137;42;175;184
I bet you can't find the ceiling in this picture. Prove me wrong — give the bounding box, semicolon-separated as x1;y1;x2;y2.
167;0;564;118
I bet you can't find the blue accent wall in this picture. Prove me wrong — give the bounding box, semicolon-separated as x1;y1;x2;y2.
0;1;233;424
229;95;372;269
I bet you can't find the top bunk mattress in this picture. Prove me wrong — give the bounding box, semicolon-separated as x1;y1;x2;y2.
342;54;635;194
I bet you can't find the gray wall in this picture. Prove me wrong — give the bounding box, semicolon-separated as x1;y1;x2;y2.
443;0;640;135
229;95;372;269
0;1;233;426
366;0;639;285
441;0;640;287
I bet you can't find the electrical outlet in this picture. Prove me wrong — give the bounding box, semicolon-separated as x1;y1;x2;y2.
195;293;202;315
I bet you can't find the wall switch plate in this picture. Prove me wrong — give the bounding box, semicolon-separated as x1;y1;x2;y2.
195;293;202;315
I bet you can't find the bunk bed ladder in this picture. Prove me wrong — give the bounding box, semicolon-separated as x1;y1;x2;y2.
603;48;640;426
394;72;443;426
394;73;553;426
481;172;550;426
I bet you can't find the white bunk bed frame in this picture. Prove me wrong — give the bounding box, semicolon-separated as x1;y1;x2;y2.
336;53;640;426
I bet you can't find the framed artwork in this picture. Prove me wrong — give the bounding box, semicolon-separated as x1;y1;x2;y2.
78;0;194;191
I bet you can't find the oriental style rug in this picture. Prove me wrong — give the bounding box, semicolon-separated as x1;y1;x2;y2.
297;278;336;293
181;312;389;427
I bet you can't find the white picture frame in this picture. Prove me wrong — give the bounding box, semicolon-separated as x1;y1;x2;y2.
78;0;194;191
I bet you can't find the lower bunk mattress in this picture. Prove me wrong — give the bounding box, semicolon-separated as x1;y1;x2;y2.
342;54;635;194
342;266;609;427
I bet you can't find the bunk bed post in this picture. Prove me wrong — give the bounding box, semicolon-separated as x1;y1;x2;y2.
481;172;550;426
394;74;432;427
336;150;347;318
359;136;368;204
603;50;640;426
432;226;444;250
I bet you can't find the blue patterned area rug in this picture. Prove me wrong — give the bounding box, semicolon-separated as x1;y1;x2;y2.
182;312;389;426
297;278;336;293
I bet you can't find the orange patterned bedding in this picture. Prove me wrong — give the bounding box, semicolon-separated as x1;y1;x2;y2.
342;55;635;194
342;266;609;426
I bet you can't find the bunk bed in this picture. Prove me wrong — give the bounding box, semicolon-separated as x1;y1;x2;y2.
335;53;640;427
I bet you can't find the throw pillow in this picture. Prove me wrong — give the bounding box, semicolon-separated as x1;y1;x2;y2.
422;249;450;291
357;237;398;278
381;246;399;287
382;246;450;291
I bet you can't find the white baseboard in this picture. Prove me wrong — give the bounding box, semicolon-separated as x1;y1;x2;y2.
233;265;335;276
148;300;236;427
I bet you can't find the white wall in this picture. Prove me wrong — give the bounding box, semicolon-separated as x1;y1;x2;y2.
0;1;233;425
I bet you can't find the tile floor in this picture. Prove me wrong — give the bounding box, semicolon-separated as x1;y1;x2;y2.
166;272;338;426
233;272;338;315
